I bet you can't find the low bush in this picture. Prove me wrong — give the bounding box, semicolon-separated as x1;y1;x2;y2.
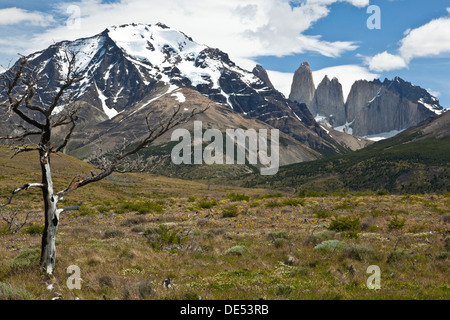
328;216;360;232
225;245;247;256
227;193;250;202
314;240;346;252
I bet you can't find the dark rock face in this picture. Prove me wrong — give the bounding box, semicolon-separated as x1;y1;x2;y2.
252;64;274;89
289;62;315;107
312;76;346;127
346;77;444;136
287;60;445;137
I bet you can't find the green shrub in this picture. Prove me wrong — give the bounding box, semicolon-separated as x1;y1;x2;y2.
312;207;330;219
22;224;45;235
8;248;40;271
341;245;375;261
342;231;359;239
387;249;409;264
388;215;406;230
328;216;360;232
145;225;182;249
121;200;164;215
281;198;304;207
197;198;218;209
275;284;295;296
265;200;284;208
269;231;289;248
225;245;247;256
268;231;289;242
314;240;346;252
222;205;239;218
0;282;34;300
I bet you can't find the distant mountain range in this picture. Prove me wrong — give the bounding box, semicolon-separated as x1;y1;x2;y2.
289;61;445;138
0;23;446;186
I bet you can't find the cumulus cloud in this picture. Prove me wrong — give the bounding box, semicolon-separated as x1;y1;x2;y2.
366;8;450;72
364;51;408;72
16;0;367;66
399;13;450;62
0;7;54;26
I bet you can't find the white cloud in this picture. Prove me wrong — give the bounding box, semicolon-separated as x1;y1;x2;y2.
17;0;366;65
366;8;450;72
364;51;408;72
0;7;54;26
267;64;379;99
399;14;450;62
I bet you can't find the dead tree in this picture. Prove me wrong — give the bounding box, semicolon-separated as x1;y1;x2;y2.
0;53;203;274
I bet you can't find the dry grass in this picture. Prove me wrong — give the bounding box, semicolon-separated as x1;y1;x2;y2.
0;146;449;300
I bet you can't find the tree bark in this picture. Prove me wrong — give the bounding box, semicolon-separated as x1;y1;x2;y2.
39;151;60;274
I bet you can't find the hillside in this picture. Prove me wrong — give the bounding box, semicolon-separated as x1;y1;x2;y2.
239;111;450;194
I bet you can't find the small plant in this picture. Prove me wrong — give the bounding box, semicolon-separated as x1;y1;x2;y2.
103;229;125;239
22;224;45;235
268;231;289;242
444;236;450;252
341;231;359;239
275;284;294;296
222;205;239;218
388;215;406;230
225;245;247;256
138;280;154;299
387;249;409;264
303;230;336;246
0;282;33;300
121;200;164;215
145;225;183;250
197;198;218;209
328;216;360;232
312;206;330;219
314;240;346;252
268;231;289;249
281;198;304;207
8;248;40;271
341;245;375;261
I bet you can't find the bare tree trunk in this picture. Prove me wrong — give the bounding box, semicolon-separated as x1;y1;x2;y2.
39;151;59;274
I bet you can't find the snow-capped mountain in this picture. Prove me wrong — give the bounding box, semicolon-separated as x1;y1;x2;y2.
2;23;354;167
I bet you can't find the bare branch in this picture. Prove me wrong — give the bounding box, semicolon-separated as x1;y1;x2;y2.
0;208;35;234
10;145;40;159
54;113;78;153
0;183;44;208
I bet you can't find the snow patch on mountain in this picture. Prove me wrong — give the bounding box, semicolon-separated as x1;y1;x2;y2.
95;81;118;119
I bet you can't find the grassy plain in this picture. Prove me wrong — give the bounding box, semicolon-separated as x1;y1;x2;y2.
0;146;449;300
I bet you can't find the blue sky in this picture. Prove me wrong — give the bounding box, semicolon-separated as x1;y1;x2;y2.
0;0;449;107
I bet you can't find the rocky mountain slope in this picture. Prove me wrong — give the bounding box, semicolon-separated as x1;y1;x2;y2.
289;62;445;138
1;23;355;170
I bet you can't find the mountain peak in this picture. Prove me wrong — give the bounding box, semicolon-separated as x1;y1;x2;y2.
289;61;315;105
